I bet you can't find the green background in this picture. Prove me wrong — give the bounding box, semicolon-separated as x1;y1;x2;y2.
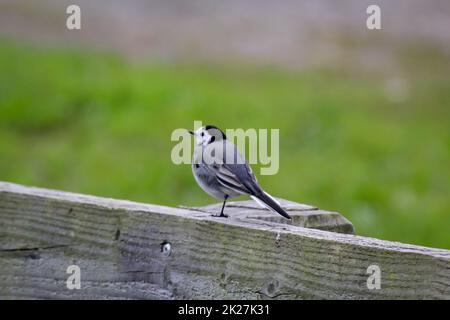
0;39;449;248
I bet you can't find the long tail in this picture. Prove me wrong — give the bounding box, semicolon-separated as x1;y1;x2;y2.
251;191;291;220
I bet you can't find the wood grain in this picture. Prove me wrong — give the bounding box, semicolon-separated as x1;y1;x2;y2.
0;182;449;299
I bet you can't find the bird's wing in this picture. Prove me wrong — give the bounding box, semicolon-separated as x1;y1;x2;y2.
215;164;253;195
201;140;261;195
215;142;262;196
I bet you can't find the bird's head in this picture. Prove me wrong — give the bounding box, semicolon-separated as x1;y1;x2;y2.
188;125;226;146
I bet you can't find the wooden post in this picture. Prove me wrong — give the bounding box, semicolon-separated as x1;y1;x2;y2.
0;182;449;299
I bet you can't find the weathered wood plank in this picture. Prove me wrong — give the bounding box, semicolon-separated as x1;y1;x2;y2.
0;182;449;299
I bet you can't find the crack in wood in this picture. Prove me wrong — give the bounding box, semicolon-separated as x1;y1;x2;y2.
0;244;71;252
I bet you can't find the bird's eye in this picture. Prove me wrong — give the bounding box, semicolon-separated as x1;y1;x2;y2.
201;132;204;136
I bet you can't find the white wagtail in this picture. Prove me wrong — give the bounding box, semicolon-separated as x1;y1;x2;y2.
188;125;291;219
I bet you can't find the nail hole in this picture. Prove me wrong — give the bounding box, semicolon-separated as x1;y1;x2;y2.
161;241;172;257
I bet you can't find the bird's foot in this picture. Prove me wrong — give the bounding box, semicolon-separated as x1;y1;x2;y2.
212;213;228;218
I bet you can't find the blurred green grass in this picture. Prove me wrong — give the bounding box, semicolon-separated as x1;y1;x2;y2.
0;39;449;248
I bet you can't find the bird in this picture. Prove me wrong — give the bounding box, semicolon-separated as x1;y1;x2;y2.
188;125;291;220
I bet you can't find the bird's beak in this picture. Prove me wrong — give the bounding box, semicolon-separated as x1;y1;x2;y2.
187;129;195;136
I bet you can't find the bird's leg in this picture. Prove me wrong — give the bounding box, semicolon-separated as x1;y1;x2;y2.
217;195;229;218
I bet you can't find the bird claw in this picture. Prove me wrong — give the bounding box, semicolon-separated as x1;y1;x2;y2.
212;213;228;218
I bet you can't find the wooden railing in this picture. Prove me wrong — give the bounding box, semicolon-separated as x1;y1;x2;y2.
0;182;449;299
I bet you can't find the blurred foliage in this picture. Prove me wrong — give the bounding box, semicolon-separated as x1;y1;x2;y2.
0;39;449;248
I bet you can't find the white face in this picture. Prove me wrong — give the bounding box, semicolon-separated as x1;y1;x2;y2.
193;127;212;146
